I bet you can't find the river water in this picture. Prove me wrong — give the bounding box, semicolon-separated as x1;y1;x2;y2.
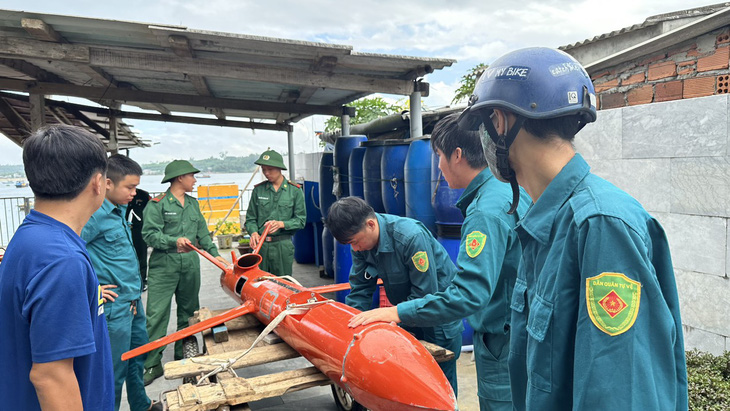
0;171;263;246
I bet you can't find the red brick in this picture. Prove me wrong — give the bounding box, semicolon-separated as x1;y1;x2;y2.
687;48;701;57
599;92;625;109
627;85;653;106
622;72;645;86
594;78;619;92
648;61;677;80
697;46;730;72
655;81;683;102
638;53;667;66
717;31;730;45
717;75;730;94
683;77;716;98
591;70;611;81
677;61;695;76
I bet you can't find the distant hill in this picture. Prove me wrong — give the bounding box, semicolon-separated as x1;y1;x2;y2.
0;154;262;178
141;154;260;175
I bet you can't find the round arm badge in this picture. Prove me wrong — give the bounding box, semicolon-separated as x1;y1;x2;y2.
586;272;641;336
411;251;429;272
465;231;487;258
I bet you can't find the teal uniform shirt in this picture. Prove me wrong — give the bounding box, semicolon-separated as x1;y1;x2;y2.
82;199;151;411
397;168;529;409
346;214;459;313
397;168;528;334
82;199;141;302
509;154;688;410
345;213;463;394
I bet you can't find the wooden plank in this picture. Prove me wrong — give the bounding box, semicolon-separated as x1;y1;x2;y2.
0;37;89;63
166;367;330;410
21;18;64;43
0;78;343;116
88;47;414;95
164;342;300;379
176;384;201;406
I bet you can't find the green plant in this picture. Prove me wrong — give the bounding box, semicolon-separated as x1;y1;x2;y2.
215;220;239;235
238;237;250;246
687;349;730;410
452;63;489;105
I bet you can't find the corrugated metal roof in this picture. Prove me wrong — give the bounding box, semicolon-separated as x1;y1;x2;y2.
561;3;730;51
0;9;455;130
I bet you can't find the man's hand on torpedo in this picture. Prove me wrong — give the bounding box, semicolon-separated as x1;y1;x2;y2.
348;306;400;328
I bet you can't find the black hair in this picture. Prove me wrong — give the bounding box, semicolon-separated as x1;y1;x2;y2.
522;114;582;142
325;196;376;244
107;154;142;184
23;125;107;201
431;112;487;169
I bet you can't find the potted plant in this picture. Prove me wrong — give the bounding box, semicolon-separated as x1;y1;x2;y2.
214;221;239;249
237;236;252;255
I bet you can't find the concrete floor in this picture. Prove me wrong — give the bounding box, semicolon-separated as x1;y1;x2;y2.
121;250;480;411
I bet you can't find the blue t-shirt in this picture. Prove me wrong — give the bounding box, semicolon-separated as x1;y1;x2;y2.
0;210;115;410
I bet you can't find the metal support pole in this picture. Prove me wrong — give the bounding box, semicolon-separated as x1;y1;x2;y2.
409;87;422;139
287;126;295;179
29;93;45;131
341;106;351;137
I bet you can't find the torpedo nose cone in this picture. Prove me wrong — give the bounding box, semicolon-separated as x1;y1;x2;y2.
342;323;457;411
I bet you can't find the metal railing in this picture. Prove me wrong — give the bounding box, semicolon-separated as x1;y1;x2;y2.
0;189;254;247
0;196;33;246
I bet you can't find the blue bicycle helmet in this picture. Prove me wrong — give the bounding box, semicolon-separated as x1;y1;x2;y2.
458;47;597;130
457;47;597;214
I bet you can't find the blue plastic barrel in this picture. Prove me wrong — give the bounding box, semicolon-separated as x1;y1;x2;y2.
303;181;321;224
437;229;473;346
362;141;386;213
431;151;464;225
334;135;367;198
334;241;353;303
405;138;436;234
381;141;410;216
319;152;336;219
348;147;367;199
293;223;315;264
322;226;334;278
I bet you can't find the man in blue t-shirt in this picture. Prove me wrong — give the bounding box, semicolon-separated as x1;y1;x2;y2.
82;155;160;411
0;125;115;410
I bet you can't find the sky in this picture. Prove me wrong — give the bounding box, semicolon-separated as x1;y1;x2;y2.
0;0;719;165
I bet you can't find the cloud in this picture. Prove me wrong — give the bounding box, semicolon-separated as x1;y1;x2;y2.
0;0;716;165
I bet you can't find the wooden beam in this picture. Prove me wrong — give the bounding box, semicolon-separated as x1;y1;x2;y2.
0;96;31;135
0;78;343;116
0;37;413;94
14;95;293;132
29;93;45;131
21;18;63;43
89;47;414;94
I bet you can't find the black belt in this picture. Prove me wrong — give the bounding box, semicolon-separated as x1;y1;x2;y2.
265;235;292;243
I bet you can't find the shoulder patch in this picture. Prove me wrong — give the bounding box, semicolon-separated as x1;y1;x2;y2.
465;231;487;258
254;181;266;187
151;193;166;203
586;272;641;336
411;251;429;273
289;180;301;188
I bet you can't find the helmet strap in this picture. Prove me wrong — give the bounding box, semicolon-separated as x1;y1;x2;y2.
481;111;525;214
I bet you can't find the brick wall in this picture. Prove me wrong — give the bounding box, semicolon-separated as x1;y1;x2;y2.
574;94;730;355
592;27;730;109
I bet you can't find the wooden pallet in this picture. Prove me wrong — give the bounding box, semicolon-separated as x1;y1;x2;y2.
162;307;454;410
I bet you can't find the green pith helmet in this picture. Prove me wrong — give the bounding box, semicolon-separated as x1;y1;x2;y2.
254;149;287;170
161;160;200;183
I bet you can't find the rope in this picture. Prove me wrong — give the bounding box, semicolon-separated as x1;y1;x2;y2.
190;298;332;386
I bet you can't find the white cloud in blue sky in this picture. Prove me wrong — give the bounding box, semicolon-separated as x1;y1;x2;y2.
0;0;716;165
